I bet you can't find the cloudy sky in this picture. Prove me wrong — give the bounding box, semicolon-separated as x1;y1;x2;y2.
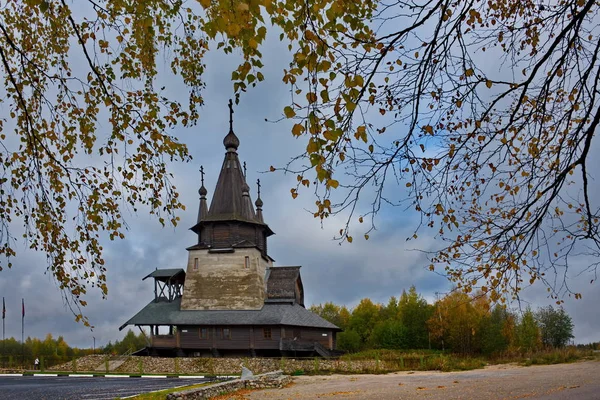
0;10;598;349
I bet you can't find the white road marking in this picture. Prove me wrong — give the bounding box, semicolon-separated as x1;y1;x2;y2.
68;374;94;377
140;375;168;378
33;373;58;377
0;373;23;376
79;397;116;400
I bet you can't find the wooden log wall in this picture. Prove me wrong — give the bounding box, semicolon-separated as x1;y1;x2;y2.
176;325;336;351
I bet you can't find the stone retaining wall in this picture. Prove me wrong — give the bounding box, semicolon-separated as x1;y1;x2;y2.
112;356;392;375
166;371;292;400
50;355;109;372
51;355;420;375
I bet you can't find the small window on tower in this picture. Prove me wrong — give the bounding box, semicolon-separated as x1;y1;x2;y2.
244;256;250;268
194;258;199;270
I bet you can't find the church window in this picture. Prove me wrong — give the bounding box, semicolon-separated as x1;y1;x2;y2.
263;328;272;340
221;328;231;340
244;256;250;268
200;328;208;339
194;258;198;270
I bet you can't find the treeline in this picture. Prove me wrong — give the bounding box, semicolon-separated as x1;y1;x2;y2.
102;329;147;355
0;329;148;367
310;287;577;355
0;334;93;366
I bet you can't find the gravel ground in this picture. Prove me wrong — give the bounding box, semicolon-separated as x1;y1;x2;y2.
237;360;600;399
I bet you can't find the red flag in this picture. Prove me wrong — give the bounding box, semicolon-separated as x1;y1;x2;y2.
21;298;24;318
2;297;5;319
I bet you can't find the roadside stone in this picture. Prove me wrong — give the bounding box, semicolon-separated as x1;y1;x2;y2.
165;371;292;400
241;366;253;380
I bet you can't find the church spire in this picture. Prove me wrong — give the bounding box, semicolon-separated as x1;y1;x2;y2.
197;166;208;223
255;179;264;222
189;101;274;256
206;100;257;222
223;99;240;152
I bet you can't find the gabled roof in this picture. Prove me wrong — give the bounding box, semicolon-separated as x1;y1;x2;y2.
119;297;340;331
266;266;304;306
142;269;186;283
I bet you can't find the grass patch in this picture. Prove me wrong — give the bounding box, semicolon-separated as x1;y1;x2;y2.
518;348;597;366
340;349;443;361
336;347;596;373
485;347;598;367
115;381;214;400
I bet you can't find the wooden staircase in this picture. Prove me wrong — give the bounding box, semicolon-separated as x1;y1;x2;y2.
94;349;134;372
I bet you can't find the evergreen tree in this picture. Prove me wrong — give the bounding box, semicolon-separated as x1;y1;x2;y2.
398;286;433;349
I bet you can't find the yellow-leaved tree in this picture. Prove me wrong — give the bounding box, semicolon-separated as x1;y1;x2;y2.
0;0;597;324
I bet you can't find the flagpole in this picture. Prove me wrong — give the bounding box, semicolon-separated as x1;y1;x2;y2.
21;298;24;367
2;297;5;368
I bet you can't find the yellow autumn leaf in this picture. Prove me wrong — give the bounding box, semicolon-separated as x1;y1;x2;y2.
327;179;340;189
306;139;319;153
283;106;296;118
319;60;331;71
292;123;304;136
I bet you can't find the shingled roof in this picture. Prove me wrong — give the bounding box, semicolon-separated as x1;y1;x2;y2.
119;297;340;331
143;269;186;283
202;102;262;225
266;266;304;306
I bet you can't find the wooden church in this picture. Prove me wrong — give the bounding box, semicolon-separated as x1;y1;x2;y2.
120;103;341;357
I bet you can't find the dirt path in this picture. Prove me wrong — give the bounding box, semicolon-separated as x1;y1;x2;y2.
237;360;600;399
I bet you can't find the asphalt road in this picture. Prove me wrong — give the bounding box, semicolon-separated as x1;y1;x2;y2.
0;376;211;400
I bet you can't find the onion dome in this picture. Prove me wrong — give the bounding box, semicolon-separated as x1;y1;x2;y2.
223;130;240;151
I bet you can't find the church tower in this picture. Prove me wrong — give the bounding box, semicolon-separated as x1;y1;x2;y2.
180;101;275;311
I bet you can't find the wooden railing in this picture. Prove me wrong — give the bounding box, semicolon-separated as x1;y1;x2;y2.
152;334;177;348
279;338;316;352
